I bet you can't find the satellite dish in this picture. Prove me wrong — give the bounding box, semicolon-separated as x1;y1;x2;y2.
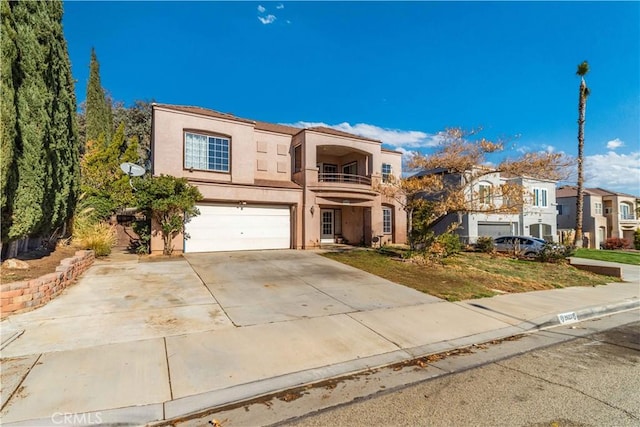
120;162;145;177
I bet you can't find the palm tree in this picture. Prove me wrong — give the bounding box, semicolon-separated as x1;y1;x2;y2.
574;61;590;247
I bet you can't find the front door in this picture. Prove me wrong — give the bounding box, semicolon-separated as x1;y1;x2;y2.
320;209;334;243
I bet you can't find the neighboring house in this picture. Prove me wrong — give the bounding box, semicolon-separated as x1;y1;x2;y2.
557;186;639;248
150;104;407;253
424;169;558;244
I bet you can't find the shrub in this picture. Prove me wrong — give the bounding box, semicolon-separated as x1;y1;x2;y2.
436;232;462;257
535;243;575;263
634;229;640;250
603;237;630;250
475;236;495;253
131;219;151;254
73;216;117;256
134;175;203;255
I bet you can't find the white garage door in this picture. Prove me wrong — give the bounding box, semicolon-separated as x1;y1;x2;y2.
477;222;513;238
184;204;291;253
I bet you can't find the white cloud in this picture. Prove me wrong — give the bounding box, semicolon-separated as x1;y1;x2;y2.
283;121;443;150
584;151;640;195
276;3;284;9
516;144;556;154
257;5;266;13
258;14;276;24
606;138;624;150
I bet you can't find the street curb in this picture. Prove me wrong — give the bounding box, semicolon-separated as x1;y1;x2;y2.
4;301;639;427
152;299;640;426
523;298;640;331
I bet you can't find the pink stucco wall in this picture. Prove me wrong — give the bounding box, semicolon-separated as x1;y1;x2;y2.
150;104;406;253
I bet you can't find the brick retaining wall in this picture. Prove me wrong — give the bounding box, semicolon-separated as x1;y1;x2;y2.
1;250;95;318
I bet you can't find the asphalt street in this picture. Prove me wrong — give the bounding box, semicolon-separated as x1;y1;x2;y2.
286;314;640;427
173;310;640;427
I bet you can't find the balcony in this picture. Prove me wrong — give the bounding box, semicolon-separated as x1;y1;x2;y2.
318;173;371;186
619;213;638;224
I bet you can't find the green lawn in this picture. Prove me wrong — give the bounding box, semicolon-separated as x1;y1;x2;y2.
322;249;618;302
574;248;640;266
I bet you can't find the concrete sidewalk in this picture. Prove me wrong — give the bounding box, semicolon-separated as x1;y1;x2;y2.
0;253;638;426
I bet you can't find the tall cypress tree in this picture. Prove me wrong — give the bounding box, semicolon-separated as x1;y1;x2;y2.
41;0;80;234
84;48;112;146
1;0;79;251
0;0;18;234
7;0;49;241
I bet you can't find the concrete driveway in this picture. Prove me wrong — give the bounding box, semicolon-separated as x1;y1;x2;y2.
1;250;440;357
1;253;233;357
185;250;441;326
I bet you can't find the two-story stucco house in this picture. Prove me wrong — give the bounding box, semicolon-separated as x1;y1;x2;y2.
557;186;639;248
150;104;407;253
425;169;558;243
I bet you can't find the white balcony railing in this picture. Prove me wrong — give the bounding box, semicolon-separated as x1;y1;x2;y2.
318;173;371;185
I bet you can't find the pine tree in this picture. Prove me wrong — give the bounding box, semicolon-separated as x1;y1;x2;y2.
80;123;139;219
85;48;112;146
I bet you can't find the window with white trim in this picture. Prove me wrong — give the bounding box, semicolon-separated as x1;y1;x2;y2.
533;188;548;207
185;132;230;172
478;184;491;204
594;202;602;215
620;203;633;220
382;163;392;183
382;207;392;234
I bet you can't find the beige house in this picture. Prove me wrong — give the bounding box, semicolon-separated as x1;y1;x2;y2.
150;104;407;253
557;186;639;248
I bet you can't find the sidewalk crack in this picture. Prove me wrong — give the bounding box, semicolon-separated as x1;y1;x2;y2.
0;353;42;413
164;337;174;402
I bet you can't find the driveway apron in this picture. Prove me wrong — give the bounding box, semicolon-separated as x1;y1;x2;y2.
185;250;441;326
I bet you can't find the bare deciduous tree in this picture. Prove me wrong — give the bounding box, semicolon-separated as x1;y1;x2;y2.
377;128;573;248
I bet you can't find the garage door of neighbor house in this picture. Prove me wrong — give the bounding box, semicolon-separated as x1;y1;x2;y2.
477;222;513;238
184;204;291;253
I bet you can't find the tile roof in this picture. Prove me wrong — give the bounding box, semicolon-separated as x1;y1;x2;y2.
306;126;381;143
593;187;639;198
253;179;302;189
254;121;301;136
381;147;402;154
154;103;400;150
556;186;639;198
153;104;254;124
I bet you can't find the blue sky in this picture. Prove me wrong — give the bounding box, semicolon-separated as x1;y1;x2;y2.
63;1;639;195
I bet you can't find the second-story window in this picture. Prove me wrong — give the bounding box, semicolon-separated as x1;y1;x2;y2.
382;163;392;182
594;202;603;215
620;203;633;220
478;183;491;204
533;188;548;207
293;145;302;173
185;132;230;172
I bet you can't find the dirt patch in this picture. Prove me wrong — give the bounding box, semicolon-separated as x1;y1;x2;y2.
1;245;81;283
